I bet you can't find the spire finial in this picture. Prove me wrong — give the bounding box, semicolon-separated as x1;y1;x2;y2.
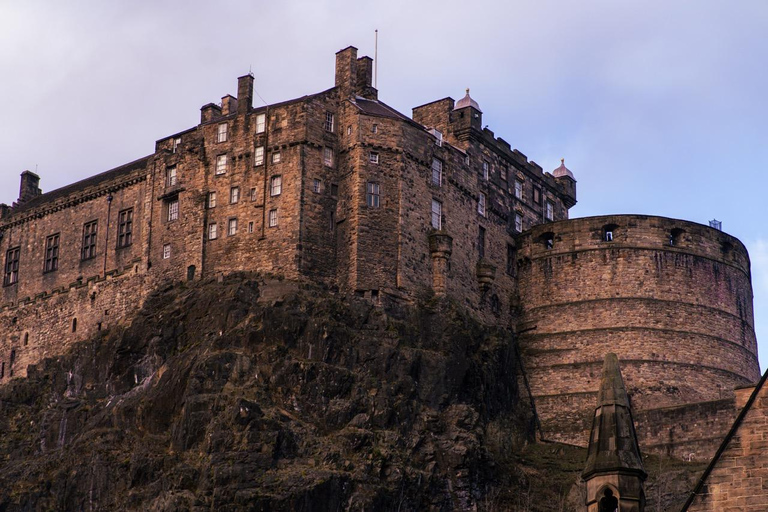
466;87;470;95
561;158;565;165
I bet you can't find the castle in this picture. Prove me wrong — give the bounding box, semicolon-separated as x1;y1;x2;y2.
0;46;759;464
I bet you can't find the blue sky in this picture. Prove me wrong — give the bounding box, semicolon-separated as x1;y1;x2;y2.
1;1;767;369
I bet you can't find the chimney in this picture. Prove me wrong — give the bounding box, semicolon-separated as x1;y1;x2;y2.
200;103;222;123
17;170;41;205
0;203;9;219
356;56;377;100
221;95;238;116
335;46;358;98
237;74;254;114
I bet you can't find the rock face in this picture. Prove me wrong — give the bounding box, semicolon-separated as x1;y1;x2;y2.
0;274;533;511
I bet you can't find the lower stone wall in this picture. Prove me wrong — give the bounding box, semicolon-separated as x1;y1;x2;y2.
634;399;737;462
0;259;148;381
534;391;737;463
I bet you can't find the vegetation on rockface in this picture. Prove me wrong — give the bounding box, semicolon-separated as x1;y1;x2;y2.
0;274;708;511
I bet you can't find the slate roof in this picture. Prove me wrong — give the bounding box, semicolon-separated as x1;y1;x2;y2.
6;155;151;217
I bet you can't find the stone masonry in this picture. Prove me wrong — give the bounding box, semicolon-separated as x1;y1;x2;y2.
0;45;759;464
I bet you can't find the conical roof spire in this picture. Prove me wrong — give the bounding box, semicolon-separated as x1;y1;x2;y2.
582;353;646;480
453;88;482;112
553;157;574;179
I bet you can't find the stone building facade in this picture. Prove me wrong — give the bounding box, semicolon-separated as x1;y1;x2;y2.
0;45;759;463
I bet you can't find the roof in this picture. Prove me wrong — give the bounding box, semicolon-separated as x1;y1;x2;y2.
453;88;481;112
582;353;647;480
353;97;412;122
553;158;574;179
5;155;152;218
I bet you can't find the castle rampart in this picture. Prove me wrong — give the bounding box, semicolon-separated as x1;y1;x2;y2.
516;215;759;456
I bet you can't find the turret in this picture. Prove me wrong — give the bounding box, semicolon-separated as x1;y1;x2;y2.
583;353;646;512
553;158;577;208
452;88;482;132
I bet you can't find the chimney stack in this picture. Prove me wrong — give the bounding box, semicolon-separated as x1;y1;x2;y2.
221;95;238;116
237;74;254;114
17;170;41;206
335;46;358;98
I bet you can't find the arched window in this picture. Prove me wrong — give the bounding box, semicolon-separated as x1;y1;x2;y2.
599;488;618;512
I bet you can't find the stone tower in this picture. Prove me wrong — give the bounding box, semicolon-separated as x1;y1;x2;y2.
583;353;646;512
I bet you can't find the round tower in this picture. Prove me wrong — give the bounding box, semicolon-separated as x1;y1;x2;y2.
515;215;760;447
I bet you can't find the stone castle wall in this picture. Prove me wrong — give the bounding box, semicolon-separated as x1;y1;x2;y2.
516;214;759;459
0;46;761;470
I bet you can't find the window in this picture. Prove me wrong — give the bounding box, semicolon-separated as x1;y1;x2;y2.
117;208;133;248
545;201;554;221
325;111;335;132
478;226;486;259
255;113;266;133
230;186;240;204
604;227;614;242
216;155;227;175
347;125;352;136
313;179;322;194
478;192;486;216
172;137;181;153
541;232;555;250
533;186;541;205
372;124;378;133
431;158;443;186
514;213;523;233
217;123;227;142
272;152;281;164
670;228;685;246
166;165;177;187
228;218;237;236
207;191;217;208
366;182;380;207
162;243;171;259
369;151;379;164
507;244;516;275
482;161;489;180
433;129;442;147
464;154;470;166
500;166;508;182
254;146;264;166
268;209;278;227
81;220;98;260
167;198;179;221
270;175;282;196
431;199;442;229
331;184;339;197
208;223;218;240
323;147;334;167
4;247;19;286
44;234;59;273
248;221;254;233
514;180;523;199
249;187;257;201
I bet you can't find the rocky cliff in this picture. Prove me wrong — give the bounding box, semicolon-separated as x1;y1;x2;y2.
0;274;541;511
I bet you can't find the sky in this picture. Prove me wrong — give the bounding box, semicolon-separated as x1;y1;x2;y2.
1;1;767;368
